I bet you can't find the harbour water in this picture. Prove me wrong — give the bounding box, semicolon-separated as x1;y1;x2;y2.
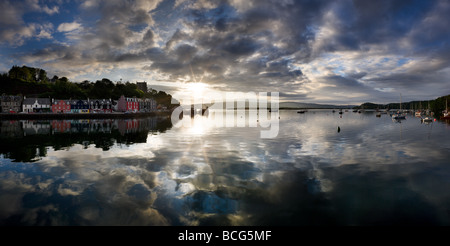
1;109;450;225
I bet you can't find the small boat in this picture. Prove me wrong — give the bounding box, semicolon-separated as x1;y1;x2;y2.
415;110;422;117
392;93;406;120
441;99;450;120
392;112;406;120
421;117;433;123
376;112;381;117
297;110;306;114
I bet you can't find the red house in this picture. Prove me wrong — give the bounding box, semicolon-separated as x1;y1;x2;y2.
117;95;139;112
52;99;71;113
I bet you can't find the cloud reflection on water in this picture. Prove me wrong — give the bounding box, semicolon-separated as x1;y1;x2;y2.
0;111;450;225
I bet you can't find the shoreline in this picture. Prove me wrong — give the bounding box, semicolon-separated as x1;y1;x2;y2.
0;111;172;120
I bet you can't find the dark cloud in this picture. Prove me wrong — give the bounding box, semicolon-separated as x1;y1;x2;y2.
314;0;439;54
5;0;450;103
348;72;367;80
142;29;155;47
174;44;197;62
221;36;260;56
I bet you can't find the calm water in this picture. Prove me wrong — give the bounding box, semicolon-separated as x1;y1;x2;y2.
1;110;450;226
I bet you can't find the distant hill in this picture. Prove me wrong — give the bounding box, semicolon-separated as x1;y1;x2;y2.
354;94;450;117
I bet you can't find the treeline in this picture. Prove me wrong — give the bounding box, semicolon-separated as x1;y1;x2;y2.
356;94;450;117
0;65;174;108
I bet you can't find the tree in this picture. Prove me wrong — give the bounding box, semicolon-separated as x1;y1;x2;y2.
8;66;32;81
51;79;86;99
60;77;69;83
89;79;114;99
8;66;20;79
78;80;93;91
38;69;48;83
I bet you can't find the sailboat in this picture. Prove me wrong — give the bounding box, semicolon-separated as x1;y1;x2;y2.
441;98;450;119
392;94;406;120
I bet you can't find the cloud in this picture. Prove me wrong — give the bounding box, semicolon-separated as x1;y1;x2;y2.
0;0;60;45
4;0;450;104
26;0;59;15
57;22;82;32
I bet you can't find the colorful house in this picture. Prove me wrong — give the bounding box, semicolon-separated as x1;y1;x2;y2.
138;98;157;112
90;99;113;113
22;97;51;113
70;100;90;113
52;99;71;113
117;95;139;112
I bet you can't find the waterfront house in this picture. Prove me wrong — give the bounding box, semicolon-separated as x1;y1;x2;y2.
138;98;157;112
90;99;113;113
0;94;23;113
117;95;139;112
70;99;90;113
22;97;51;113
52;99;71;113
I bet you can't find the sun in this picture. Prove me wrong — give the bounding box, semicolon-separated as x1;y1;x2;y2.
187;82;208;98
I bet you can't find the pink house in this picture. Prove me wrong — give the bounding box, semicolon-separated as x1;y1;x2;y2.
117;95;139;112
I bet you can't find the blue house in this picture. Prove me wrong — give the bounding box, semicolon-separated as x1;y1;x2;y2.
71;100;90;113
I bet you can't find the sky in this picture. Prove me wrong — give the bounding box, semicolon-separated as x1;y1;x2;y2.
1;0;450;105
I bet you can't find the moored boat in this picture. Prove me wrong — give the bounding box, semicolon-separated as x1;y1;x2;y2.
441;99;450;120
421;116;433;122
392;94;406;120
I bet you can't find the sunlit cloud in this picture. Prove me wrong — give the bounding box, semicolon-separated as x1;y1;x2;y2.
1;0;449;104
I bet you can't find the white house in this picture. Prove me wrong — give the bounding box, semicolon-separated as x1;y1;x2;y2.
22;97;51;113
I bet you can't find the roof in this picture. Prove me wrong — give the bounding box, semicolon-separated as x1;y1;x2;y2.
23;98;51;105
70;99;89;104
54;99;71;103
1;95;22;102
90;99;112;102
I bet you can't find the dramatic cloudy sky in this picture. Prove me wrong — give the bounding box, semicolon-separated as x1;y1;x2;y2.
1;0;450;104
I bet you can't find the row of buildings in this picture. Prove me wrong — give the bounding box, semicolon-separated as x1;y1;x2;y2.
0;95;158;113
